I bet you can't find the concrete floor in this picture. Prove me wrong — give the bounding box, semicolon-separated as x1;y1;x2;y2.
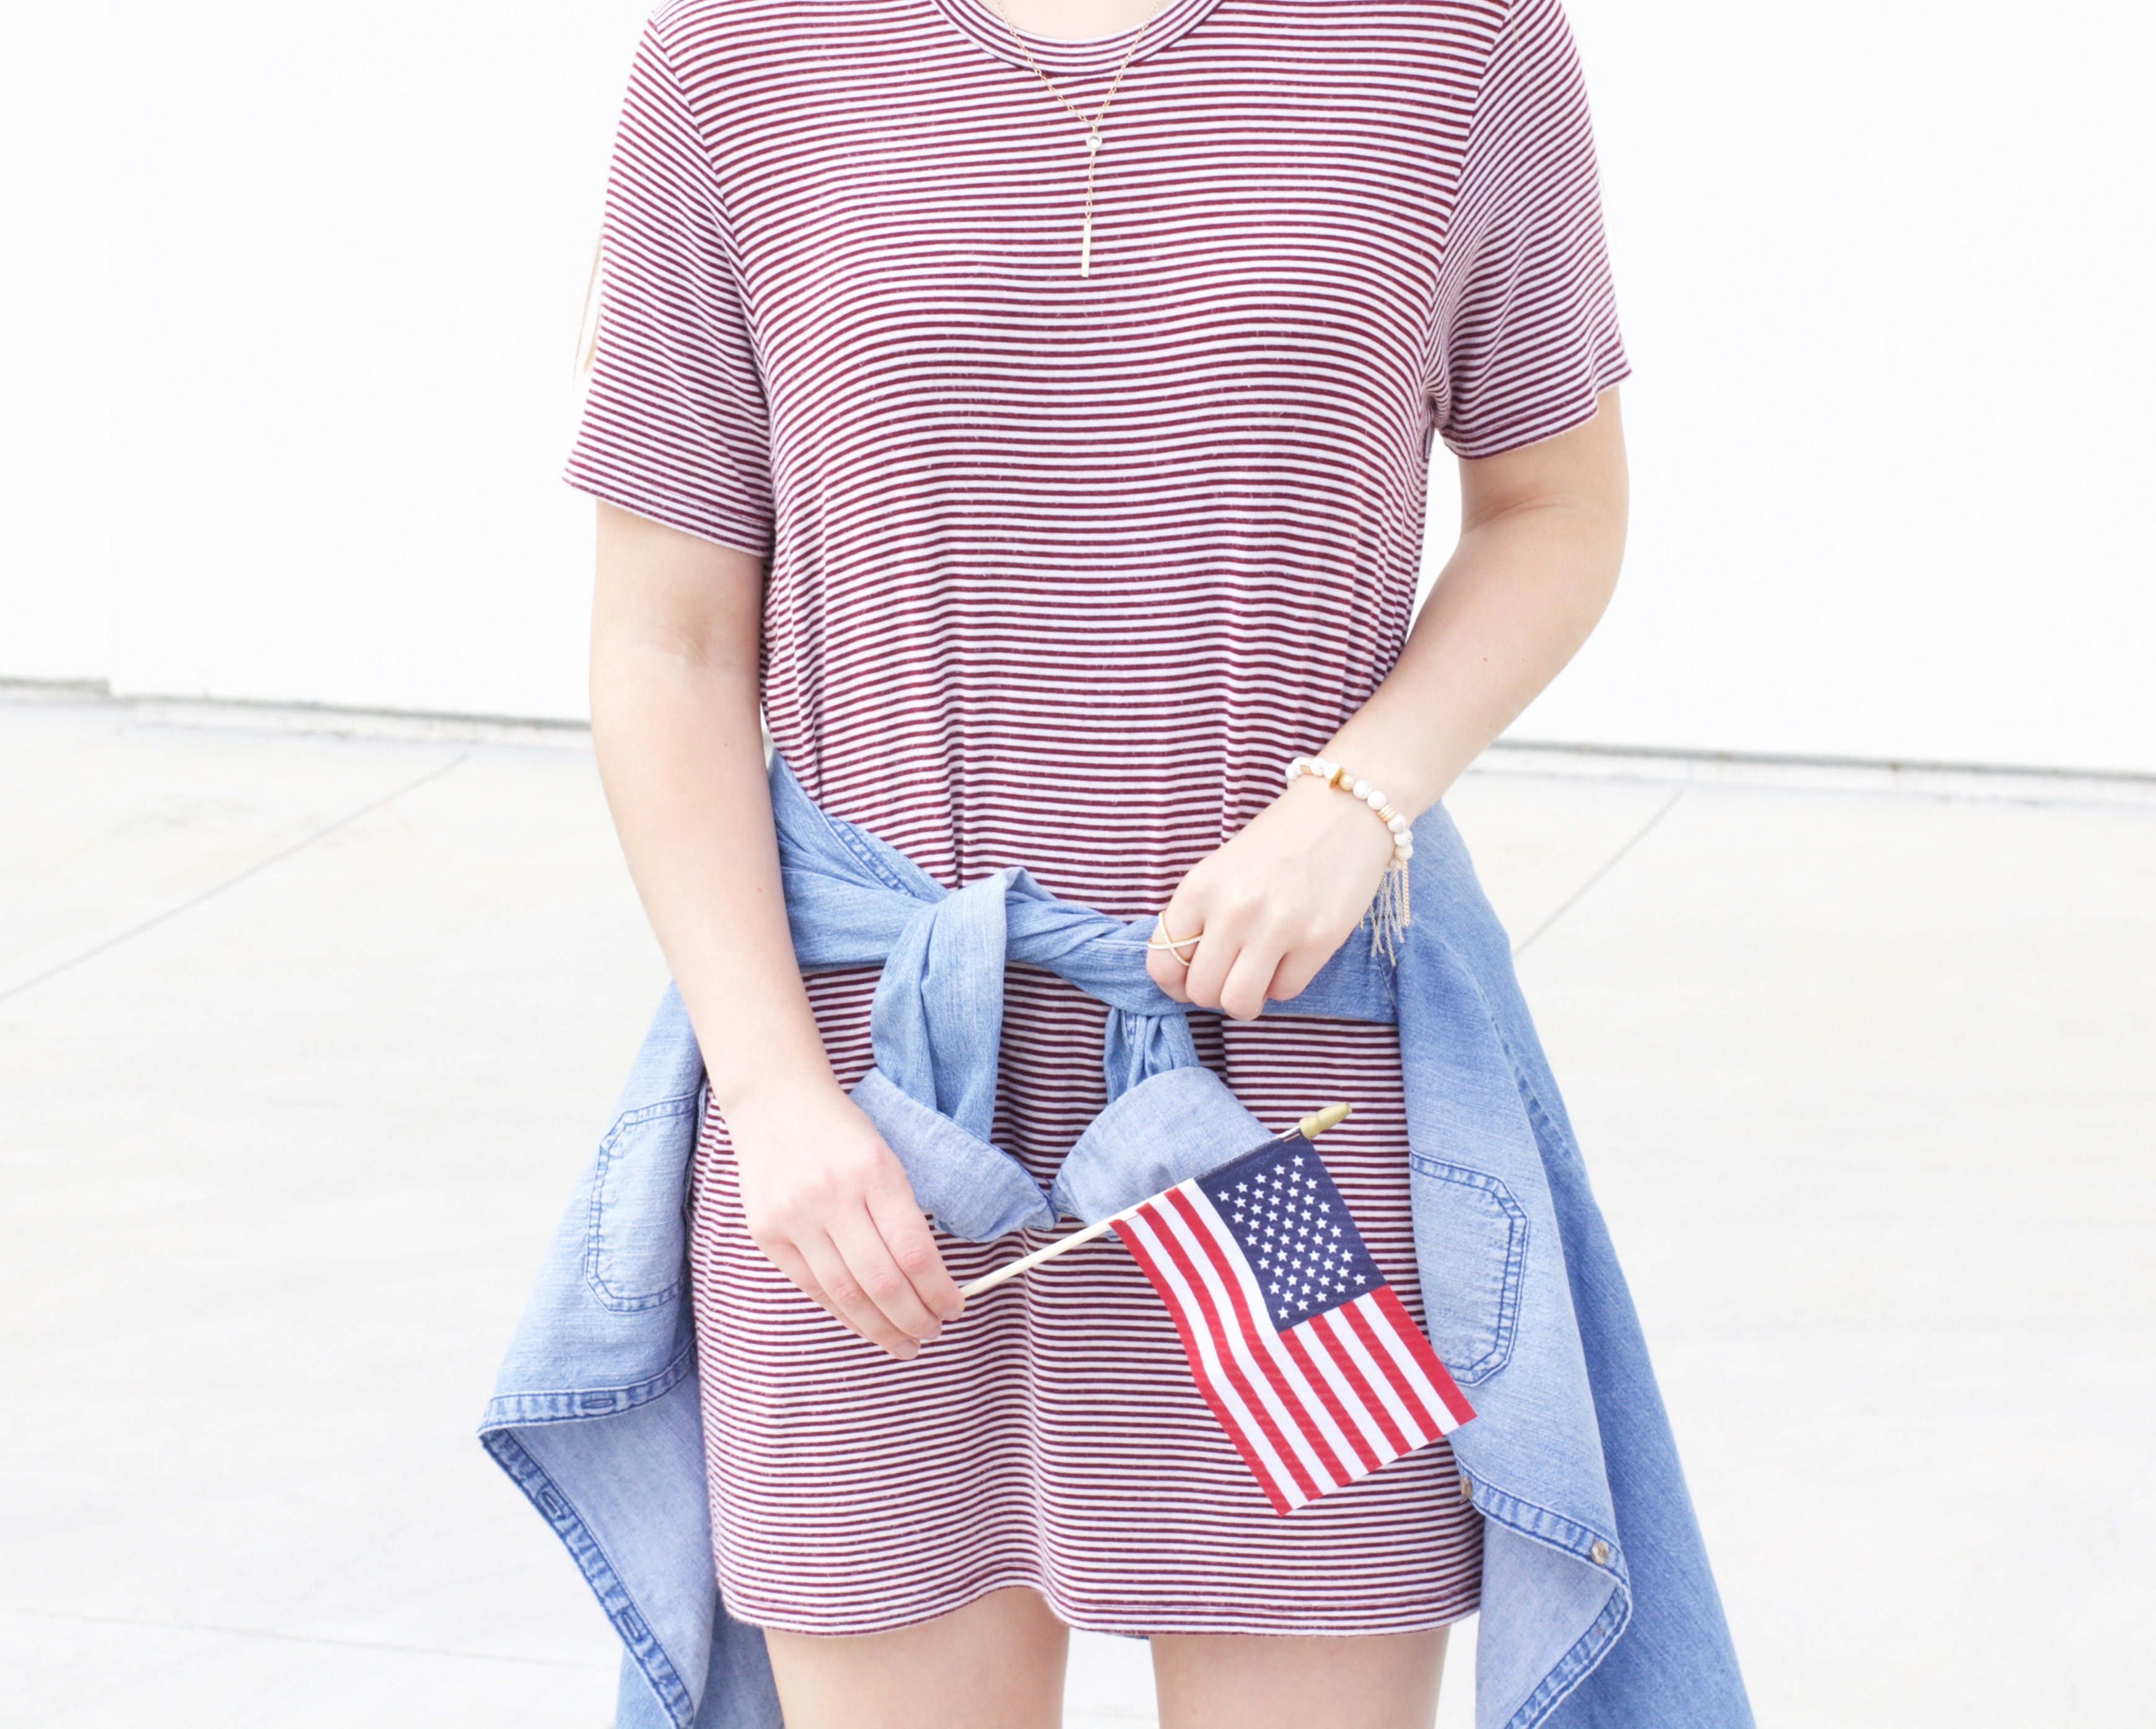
2;690;2152;1728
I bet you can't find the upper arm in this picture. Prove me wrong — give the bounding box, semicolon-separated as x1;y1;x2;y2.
592;501;765;676
569;25;774;566
1457;385;1628;536
1432;0;1629;462
574;27;775;685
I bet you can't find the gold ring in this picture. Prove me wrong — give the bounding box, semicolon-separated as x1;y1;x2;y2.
1145;917;1203;967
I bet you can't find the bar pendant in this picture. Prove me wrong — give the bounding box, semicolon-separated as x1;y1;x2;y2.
1079;214;1092;279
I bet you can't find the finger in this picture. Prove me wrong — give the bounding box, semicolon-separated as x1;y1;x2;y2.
1217;937;1285;1022
777;1230;868;1336
1265;942;1331;1005
1147;909;1197;1004
1180;907;1243;1012
755;1232;839;1317
862;1176;966;1323
827;1203;949;1347
795;1227;922;1359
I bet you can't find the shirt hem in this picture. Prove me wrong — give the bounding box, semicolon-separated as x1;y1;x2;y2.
561;461;773;562
721;1569;1483;1643
1443;358;1634;462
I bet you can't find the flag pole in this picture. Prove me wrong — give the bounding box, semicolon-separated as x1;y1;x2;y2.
957;1208;1134;1300
955;1102;1353;1300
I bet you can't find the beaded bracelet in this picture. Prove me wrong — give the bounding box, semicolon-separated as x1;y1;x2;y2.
1284;755;1414;956
1284;756;1414;862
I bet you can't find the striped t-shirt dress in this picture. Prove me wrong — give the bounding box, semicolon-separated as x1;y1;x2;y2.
564;0;1629;1637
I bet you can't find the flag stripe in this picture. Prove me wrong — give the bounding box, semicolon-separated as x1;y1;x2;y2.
1303;1315;1414;1460
1104;1138;1478;1517
1121;1208;1309;1512
1276;1326;1387;1475
1359;1295;1456;1438
1177;1186;1371;1482
1373;1286;1478;1430
1341;1296;1444;1443
1165;1186;1368;1484
1144;1196;1338;1499
1137;1201;1329;1504
1322;1304;1432;1448
1116;1212;1305;1514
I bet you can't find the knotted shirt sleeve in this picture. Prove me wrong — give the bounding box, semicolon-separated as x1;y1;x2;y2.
563;24;774;556
1432;0;1631;458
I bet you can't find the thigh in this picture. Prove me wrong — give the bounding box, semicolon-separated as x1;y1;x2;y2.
1150;1627;1448;1729
761;1586;1069;1729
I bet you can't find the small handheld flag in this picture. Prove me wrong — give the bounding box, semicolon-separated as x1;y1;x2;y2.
957;1103;1476;1515
1113;1114;1476;1515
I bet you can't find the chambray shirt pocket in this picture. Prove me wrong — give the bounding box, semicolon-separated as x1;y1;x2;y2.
1407;1155;1530;1386
584;1093;703;1313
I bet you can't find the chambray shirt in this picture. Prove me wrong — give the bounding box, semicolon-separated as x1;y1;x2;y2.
481;758;1751;1729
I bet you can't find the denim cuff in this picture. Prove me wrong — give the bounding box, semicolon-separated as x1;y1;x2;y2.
1050;1065;1271;1223
850;1066;1056;1240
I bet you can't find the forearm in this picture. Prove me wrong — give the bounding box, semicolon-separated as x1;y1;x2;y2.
1150;391;1628;1018
588;502;962;1354
588;517;830;1118
1323;392;1629;816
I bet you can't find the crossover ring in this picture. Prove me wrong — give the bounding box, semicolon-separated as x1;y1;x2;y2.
1145;917;1204;968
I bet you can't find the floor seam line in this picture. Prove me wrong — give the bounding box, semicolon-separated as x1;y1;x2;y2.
1511;789;1686;958
0;753;469;1004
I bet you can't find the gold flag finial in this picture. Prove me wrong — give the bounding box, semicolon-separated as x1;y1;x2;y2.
1297;1102;1353;1141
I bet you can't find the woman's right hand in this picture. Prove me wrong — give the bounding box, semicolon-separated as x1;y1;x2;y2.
722;1078;966;1360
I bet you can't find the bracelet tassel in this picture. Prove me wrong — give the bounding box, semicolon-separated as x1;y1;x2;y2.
1366;851;1411;962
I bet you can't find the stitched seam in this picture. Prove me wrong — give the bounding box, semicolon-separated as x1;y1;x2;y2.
1467;1483;1629;1728
1405;1155;1530;1383
1501;1575;1631;1729
478;1344;697;1427
583;1095;701;1312
1416;930;1635;1723
480;1428;696;1727
819;802;922;895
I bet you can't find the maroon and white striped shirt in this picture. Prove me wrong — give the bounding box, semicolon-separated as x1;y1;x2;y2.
568;0;1625;1635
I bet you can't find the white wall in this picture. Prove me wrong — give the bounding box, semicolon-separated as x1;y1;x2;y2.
1;4;113;681
103;0;651;720
3;0;2152;767
1510;0;2156;773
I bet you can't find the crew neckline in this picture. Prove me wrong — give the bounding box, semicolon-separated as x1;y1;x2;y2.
926;0;1228;78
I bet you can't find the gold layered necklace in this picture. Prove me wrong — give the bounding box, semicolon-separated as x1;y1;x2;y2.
986;0;1172;278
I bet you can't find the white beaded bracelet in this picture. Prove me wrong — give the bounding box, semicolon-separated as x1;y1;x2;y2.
1283;755;1414;956
1284;756;1414;862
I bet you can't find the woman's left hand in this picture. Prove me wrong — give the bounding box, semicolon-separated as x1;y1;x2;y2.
1147;776;1402;1021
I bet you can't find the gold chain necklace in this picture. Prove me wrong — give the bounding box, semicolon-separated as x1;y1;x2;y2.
986;0;1171;279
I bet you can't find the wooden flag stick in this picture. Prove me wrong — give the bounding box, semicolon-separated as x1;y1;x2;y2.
1297;1101;1354;1140
958;1208;1133;1300
956;1101;1354;1301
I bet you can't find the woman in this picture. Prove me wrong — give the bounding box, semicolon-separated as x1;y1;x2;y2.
549;1;1722;1725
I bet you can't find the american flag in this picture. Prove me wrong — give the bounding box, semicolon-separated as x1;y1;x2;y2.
1114;1132;1476;1515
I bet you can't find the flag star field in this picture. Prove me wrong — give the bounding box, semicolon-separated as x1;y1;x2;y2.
1209;1144;1382;1324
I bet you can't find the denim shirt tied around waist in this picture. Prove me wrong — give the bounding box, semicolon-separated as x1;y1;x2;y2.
481;755;1751;1729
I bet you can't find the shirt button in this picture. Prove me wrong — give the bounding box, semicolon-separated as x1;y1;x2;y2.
1590;1540;1611;1566
1457;1474;1473;1501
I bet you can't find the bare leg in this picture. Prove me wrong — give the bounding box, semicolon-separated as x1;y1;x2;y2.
1151;1627;1448;1729
760;1586;1069;1729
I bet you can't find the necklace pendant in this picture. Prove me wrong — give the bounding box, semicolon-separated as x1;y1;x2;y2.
1079;212;1093;279
1085;130;1102;155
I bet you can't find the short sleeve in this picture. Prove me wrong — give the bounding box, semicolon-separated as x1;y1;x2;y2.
1431;0;1631;458
564;24;774;556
